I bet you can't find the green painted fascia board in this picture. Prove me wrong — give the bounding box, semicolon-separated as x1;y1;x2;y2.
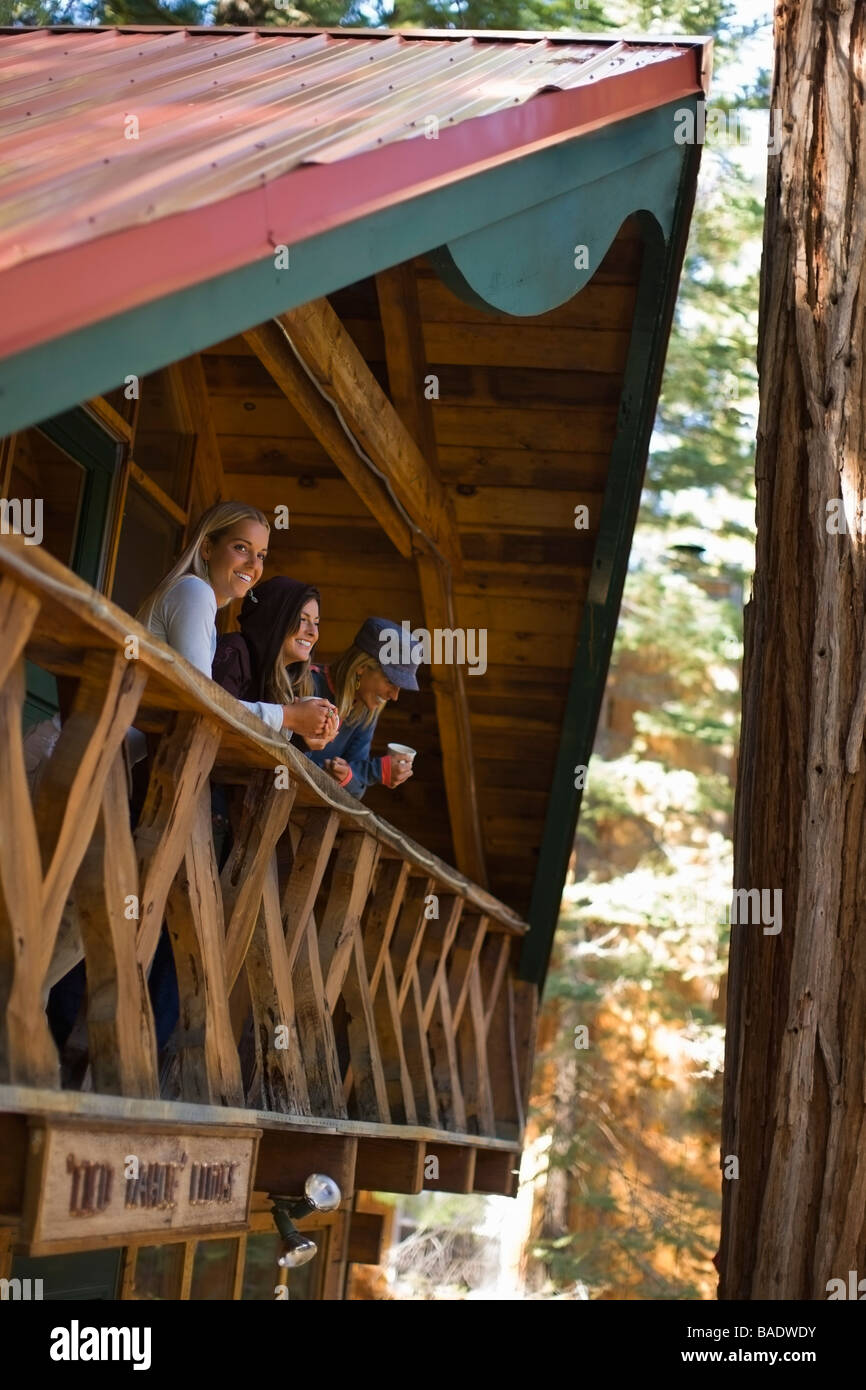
0;97;699;439
518;142;704;989
430;143;682;317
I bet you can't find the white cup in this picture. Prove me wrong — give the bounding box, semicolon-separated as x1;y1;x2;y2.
387;742;416;766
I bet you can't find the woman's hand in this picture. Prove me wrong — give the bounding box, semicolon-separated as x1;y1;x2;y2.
324;756;351;784
387;757;413;788
282;698;338;742
305;730;336;751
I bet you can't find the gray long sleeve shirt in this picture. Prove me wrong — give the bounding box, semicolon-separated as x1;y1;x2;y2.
148;575;284;732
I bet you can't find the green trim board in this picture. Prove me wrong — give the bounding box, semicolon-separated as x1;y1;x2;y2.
429;146;680;317
0;99;698;439
518;148;704;988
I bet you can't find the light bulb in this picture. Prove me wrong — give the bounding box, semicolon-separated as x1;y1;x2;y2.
304;1172;341;1213
277;1234;317;1268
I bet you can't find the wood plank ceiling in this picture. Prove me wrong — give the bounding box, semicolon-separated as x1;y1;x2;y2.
203;219;643;916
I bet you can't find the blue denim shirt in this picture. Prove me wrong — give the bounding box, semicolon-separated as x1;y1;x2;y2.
303;666;388;800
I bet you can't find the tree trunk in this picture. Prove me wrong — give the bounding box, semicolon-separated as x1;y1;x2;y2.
719;1;866;1299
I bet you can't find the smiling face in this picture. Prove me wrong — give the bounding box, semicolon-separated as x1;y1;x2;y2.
356;663;400;712
281;598;320;665
201;522;270;607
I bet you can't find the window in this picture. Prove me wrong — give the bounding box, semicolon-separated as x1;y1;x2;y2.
111;481;184;619
241;1231;323;1301
131;1243;185;1301
7;431;86;569
109;367;198;619
189;1238;240;1300
4;409;122;728
133;367;196;509
10;1248;123;1300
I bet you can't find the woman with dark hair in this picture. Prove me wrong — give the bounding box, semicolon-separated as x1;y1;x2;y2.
212;576;336;750
304;617;423;800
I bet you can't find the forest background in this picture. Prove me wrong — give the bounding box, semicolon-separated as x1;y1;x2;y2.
3;0;770;1298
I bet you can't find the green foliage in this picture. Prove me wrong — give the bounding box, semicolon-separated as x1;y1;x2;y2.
646;171;762;514
384;0;612;33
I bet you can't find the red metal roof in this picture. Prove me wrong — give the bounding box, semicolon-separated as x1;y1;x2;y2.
0;26;708;360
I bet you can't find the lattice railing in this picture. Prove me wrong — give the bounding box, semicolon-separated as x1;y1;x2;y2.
0;539;536;1145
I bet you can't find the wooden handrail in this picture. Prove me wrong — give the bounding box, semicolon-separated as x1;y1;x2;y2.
0;537;527;934
0;535;538;1145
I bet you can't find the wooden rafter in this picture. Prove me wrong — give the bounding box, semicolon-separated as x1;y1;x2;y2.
242;319;413;559
266;297;463;574
375;264;487;887
169;354;226;516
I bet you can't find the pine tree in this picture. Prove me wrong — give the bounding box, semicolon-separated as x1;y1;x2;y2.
720;0;866;1300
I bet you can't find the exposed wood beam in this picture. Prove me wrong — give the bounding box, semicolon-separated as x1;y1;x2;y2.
129;461;187;528
242;320;413;559
274;297;463;576
170;354;226;517
375;263;440;467
415;552;487;887
376;264;487;888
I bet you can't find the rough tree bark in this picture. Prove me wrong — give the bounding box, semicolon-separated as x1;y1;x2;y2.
719;1;866;1299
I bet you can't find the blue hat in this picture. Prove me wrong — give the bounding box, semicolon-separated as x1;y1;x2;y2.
355;617;422;691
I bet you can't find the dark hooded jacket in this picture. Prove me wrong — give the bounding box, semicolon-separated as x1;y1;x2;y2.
212;576;317;705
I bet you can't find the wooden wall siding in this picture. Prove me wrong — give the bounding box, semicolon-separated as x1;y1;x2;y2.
0;541;533;1154
202;222;642;913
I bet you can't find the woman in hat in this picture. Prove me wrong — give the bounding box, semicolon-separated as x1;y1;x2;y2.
303;617;422;799
212;575;337;750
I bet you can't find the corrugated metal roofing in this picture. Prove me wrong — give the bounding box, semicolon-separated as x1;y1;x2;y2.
0;27;699;270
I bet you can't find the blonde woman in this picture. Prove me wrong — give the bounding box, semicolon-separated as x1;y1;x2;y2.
134;503;333;1050
303;617;422;799
138;501;337;742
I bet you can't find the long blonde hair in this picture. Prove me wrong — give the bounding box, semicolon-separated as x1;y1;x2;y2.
269;659;314;705
137;501;270;628
330;644;383;730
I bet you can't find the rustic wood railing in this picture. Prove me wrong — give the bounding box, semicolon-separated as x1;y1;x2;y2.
0;539;536;1147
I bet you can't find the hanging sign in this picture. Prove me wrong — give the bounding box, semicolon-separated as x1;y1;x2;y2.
21;1118;260;1254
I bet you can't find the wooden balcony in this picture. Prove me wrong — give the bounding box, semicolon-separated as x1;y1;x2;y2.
0;538;537;1208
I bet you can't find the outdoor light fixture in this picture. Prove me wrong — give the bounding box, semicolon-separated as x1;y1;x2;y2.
270;1195;318;1270
277;1229;318;1269
286;1172;342;1219
269;1173;342;1272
